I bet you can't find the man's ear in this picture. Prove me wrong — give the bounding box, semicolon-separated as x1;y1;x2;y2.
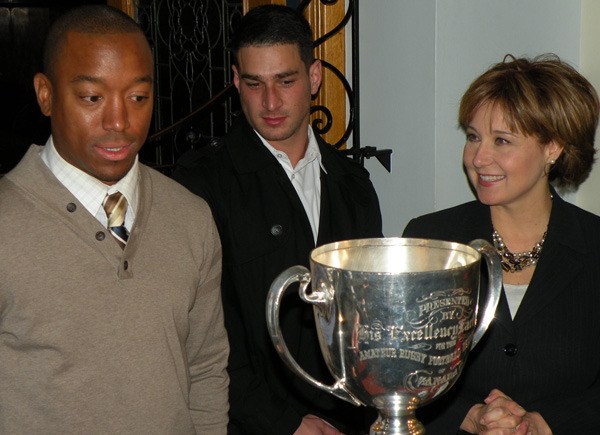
33;72;53;117
309;60;322;95
232;65;241;92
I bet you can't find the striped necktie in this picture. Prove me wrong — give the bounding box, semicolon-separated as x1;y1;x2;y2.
103;191;129;249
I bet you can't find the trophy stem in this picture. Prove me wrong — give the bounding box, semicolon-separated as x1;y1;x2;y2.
369;396;425;435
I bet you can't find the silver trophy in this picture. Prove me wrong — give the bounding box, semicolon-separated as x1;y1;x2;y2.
266;238;502;435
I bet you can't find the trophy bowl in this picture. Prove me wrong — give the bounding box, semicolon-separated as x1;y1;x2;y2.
266;237;502;435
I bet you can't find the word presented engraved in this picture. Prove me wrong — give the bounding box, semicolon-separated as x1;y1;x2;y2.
356;288;475;365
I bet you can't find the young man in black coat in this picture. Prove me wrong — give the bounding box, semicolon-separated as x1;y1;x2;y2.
173;5;382;434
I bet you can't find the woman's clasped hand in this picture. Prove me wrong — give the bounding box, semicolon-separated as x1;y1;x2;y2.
461;389;552;435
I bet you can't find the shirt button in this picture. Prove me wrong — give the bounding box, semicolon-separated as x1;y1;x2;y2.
95;231;106;241
291;174;295;180
66;203;77;212
503;343;518;357
123;260;129;270
270;224;283;236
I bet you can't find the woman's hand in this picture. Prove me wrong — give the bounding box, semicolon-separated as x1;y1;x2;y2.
459;388;553;434
519;411;552;435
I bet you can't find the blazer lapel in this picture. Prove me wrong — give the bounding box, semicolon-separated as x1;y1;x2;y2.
513;194;587;327
464;204;516;335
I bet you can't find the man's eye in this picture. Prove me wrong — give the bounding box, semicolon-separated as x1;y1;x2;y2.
245;82;259;89
131;95;149;102
82;96;101;103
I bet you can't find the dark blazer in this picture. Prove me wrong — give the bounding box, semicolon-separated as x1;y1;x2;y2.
173;118;382;434
402;193;600;434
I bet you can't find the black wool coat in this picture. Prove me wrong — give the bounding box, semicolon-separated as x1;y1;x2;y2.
173;118;383;434
402;192;600;434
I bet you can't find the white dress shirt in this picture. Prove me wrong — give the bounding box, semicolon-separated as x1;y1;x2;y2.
257;127;326;243
40;136;139;231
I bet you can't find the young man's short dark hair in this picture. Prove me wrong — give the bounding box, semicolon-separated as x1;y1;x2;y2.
231;5;315;70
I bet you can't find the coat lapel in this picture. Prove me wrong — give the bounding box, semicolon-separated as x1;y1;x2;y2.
316;137;379;244
226;119;314;247
460;202;515;334
513;194;587;327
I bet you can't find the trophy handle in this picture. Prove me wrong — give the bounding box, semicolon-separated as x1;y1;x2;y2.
266;265;363;407
468;239;503;349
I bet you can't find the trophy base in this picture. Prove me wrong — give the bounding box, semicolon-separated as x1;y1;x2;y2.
370;414;425;435
369;396;425;435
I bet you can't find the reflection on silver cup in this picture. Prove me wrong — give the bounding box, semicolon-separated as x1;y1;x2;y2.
266;238;502;435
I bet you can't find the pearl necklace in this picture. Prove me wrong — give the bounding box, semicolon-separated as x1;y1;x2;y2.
492;229;547;273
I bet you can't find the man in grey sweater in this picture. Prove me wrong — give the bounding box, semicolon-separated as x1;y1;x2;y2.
0;5;229;433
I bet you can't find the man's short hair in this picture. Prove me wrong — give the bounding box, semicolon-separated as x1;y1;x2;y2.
231;5;314;69
42;4;147;79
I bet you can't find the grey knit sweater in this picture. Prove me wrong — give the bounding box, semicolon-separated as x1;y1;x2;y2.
0;145;229;434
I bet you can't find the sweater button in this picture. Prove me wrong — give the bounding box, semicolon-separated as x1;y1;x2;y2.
270;224;283;236
503;343;518;357
95;231;106;241
66;203;77;212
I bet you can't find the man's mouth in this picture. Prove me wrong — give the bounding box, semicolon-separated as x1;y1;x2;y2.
95;144;132;161
263;116;287;126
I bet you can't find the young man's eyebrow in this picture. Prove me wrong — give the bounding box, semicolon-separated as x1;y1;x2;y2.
240;70;299;81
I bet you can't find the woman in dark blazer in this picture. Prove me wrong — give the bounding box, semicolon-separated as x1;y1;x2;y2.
403;55;600;434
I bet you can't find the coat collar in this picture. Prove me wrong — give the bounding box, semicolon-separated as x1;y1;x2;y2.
224;117;358;180
225;117;292;174
544;187;589;254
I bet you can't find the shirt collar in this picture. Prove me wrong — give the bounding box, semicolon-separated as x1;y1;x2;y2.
40;136;140;221
255;126;327;174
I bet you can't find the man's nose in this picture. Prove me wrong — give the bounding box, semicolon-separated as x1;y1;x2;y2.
262;85;282;111
103;98;130;132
